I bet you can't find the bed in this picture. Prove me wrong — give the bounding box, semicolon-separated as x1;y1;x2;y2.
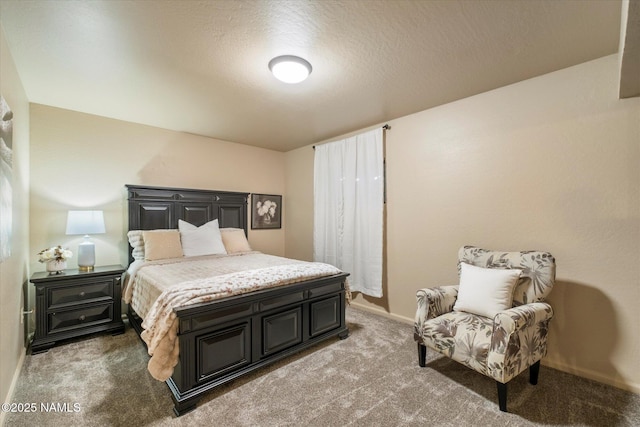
124;184;350;416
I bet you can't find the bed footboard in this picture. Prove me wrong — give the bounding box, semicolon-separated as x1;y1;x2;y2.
128;273;349;416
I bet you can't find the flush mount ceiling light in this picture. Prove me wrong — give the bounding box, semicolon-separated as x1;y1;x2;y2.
268;55;312;84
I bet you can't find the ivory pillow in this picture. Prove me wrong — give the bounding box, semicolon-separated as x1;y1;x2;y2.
142;230;183;261
178;219;227;257
453;263;522;318
220;228;252;253
127;230;145;261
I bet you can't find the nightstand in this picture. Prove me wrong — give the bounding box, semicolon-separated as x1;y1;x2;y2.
30;264;126;353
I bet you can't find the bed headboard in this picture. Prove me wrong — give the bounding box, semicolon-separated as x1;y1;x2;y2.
126;184;249;234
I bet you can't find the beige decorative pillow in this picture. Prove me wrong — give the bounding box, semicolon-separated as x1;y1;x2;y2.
220;228;252;253
142;230;183;261
453;262;522;318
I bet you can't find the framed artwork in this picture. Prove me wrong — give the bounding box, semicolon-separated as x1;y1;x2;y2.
251;194;282;229
0;95;13;262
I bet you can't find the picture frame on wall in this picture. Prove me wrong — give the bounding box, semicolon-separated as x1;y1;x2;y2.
0;95;14;262
251;194;282;229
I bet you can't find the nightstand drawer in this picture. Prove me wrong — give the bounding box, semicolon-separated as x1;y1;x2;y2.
49;280;113;308
49;303;114;334
30;265;125;353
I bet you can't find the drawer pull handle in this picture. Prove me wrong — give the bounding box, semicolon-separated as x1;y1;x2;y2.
79;315;86;322
79;291;86;297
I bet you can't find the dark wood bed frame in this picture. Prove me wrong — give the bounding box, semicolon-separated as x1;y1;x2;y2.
125;185;349;416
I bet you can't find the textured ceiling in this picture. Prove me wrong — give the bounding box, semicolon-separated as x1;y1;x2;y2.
0;0;623;152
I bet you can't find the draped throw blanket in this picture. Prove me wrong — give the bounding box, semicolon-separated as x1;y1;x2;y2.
141;262;346;381
313;127;384;297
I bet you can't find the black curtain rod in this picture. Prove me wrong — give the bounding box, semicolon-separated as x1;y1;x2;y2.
313;124;390;149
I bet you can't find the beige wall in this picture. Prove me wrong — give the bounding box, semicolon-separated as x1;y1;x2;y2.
29;105;286;276
284;145;314;261
0;25;30;414
285;54;640;393
4;38;638;411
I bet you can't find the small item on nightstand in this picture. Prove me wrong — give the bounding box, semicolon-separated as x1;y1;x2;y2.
66;210;106;271
45;259;67;274
37;245;72;275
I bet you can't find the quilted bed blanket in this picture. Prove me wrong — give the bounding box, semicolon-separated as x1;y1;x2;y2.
124;253;346;381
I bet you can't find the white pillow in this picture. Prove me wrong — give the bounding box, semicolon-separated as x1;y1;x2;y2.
453;263;522;318
178;219;227;257
127;230;145;261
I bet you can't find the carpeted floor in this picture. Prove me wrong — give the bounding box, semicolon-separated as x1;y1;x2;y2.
4;308;640;426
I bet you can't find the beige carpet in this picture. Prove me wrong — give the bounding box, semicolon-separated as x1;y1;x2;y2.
4;308;639;426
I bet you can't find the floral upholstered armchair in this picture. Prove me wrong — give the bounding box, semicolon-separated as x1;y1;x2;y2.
414;246;556;412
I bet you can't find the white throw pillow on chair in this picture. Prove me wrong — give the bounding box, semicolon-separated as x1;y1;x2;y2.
453;262;522;318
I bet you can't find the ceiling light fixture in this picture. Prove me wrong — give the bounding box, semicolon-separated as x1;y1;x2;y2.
268;55;312;84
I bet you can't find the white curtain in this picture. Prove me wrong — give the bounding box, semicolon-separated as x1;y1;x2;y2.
313;128;384;297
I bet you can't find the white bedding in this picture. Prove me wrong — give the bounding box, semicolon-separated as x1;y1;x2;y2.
122;252;348;381
123;251;309;319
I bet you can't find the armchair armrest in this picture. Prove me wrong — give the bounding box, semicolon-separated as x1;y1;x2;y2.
487;302;554;383
493;302;554;336
415;286;459;325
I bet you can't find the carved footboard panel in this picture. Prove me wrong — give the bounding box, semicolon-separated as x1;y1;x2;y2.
128;273;349;415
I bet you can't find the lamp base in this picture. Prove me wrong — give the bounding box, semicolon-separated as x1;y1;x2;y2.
77;237;96;272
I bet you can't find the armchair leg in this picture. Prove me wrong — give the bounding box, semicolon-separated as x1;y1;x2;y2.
529;360;541;385
496;382;507;412
417;343;427;367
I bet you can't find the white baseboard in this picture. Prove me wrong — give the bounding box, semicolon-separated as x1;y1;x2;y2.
0;349;26;427
542;358;640;395
349;303;640;396
349;301;414;325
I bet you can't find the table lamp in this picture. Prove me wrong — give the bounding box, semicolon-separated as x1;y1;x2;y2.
65;210;106;271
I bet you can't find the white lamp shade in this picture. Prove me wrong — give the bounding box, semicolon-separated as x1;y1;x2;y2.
66;210;106;235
